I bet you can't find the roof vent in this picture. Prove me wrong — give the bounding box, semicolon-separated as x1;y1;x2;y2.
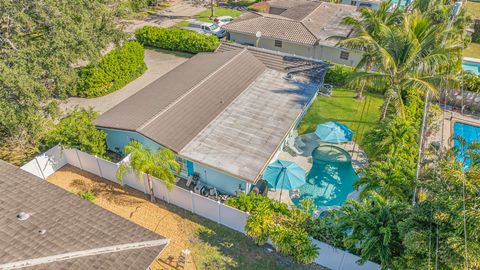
16;212;30;221
38;229;47;235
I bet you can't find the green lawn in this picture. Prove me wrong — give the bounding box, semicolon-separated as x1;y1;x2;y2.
296;88;384;147
466;1;480;19
464;42;480;58
174;7;242;28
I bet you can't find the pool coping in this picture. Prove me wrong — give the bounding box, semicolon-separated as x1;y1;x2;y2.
267;133;369;207
463;57;480;64
437;110;480;149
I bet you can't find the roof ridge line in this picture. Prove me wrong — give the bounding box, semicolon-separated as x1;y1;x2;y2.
300;2;323;23
178;67;269;154
0;239;170;270
137;49;247;131
299;20;320;41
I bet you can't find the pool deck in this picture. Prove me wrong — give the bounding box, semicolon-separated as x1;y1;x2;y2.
267;133;368;207
432;109;480;149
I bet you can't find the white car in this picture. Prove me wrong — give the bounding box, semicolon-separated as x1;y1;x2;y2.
214;16;234;27
181;20;227;38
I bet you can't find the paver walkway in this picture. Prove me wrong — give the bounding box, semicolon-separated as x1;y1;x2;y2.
62;49;190;114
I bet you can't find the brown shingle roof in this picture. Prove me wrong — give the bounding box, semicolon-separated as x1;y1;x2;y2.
96;49;267;152
223;2;358;46
0;160;167;270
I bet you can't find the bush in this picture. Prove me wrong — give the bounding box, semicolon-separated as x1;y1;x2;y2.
76;41;146;98
42;108;107;158
324;64;355;86
248;2;269;13
135;26;219;54
77;190;96;202
228;193;319;264
462;71;480;93
225;193;290;215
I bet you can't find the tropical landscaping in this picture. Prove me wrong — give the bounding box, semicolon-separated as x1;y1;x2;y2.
223;0;480;268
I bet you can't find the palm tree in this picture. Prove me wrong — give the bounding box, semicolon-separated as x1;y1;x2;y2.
116;141;180;202
341;10;462;120
338;192;403;269
340;2;402;99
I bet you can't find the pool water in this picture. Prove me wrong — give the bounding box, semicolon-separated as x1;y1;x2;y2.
453;122;480;168
462;61;480;75
292;145;358;207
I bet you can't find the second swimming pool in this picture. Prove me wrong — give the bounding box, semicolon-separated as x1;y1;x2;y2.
454;122;480;168
292;145;358;207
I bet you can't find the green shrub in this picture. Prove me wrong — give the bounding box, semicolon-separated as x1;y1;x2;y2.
225;193;290;215
77;190;96;202
135;26;219;54
462;71;480;93
76;41;146;98
42;108;107;158
324;64;355;86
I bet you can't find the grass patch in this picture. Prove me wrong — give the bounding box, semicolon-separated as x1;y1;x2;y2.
466;1;480;19
174;7;242;27
464;42;480;58
296;88;384;148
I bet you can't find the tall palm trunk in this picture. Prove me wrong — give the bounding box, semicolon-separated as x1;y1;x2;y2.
146;174;155;202
211;0;215;18
356;79;366;100
381;95;392;121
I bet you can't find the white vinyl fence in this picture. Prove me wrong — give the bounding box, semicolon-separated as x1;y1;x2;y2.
21;146;380;270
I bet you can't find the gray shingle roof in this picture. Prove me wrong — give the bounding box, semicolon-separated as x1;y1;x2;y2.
223;2;358;46
95;45;329;183
0;160;167;270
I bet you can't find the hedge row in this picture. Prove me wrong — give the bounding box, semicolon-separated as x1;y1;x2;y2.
463;71;480;93
76;41;146;98
325;64;387;93
135;26;219;54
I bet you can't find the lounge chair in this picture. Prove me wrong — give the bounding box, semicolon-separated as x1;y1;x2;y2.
290;189;300;199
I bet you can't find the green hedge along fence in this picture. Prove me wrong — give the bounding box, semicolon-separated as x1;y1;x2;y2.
76;41;146;98
135;26;219;54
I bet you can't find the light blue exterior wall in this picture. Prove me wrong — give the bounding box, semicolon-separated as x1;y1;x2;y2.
102;128;161;154
193;162;247;195
100;128;247;195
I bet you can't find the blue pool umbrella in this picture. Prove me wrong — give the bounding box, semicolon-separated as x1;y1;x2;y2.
263;160;306;200
315;121;353;144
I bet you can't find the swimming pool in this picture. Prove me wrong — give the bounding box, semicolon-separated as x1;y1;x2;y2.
462;61;480;75
291;145;358;207
453;122;480;167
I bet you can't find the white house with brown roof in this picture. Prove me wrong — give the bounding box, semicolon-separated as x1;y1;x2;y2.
223;2;363;66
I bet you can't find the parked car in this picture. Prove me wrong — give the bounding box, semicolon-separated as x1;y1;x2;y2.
181;20;226;38
214;16;234;27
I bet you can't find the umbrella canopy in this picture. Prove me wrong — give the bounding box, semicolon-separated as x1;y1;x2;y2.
315;121;353;144
263;160;306;190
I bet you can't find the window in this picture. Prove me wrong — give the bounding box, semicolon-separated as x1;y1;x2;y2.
175;156;188;177
274;40;283;48
340;51;350;60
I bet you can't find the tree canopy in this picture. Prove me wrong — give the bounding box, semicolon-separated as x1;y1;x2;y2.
0;0;123;164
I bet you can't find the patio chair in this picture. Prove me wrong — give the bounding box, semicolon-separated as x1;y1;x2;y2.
290;189;300;199
318;84;333;96
252;180;269;196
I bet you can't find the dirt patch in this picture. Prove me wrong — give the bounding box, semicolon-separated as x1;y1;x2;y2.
48;165;201;270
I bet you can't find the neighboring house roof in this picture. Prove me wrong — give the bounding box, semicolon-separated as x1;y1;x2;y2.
0;160;168;270
269;0;313;9
96;44;329;184
223;2;358;46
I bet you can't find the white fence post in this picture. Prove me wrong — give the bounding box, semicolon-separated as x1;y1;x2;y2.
217;201;221;223
34;157;46;180
96;156;103;178
190;191;195;214
75;149;83;170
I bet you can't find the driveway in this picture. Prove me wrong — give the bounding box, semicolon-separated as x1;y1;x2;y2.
122;1;207;32
62;49;190;114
